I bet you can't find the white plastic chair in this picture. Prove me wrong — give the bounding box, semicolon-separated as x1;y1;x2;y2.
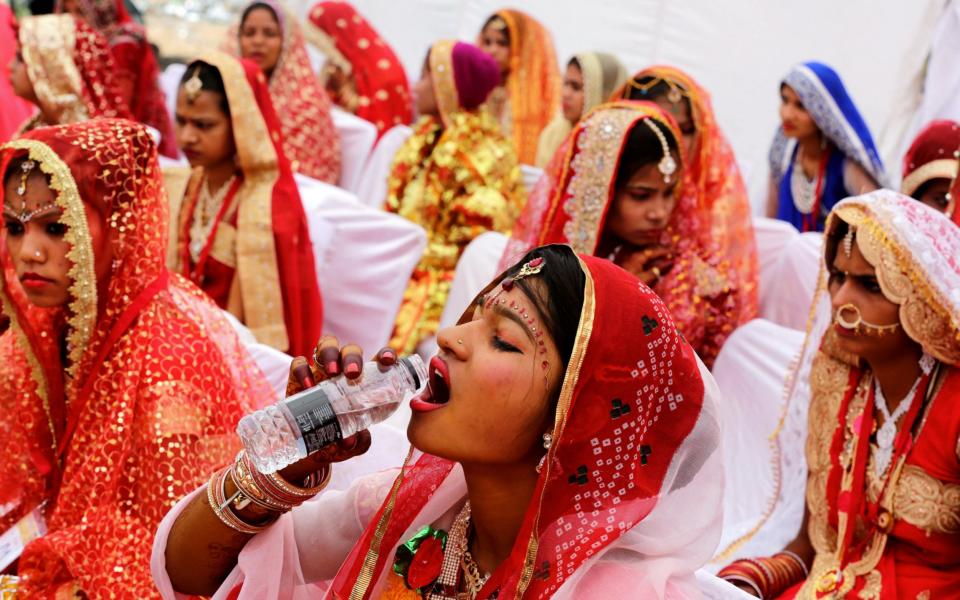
708;318;806;569
752;217;799;305
353;124;413;209
295;173;427;355
331;107;377;194
759;232;823;331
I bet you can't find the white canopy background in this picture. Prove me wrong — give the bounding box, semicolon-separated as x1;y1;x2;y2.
148;0;955;210
283;0;946;209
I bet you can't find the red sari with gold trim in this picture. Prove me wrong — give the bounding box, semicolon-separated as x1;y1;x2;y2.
169;51;323;358
503;101;750;367
225;1;341;183
0;119;273;597
779;192;960;599
613;66;759;319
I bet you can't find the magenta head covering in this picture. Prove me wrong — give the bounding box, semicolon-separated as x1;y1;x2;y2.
429;39;500;124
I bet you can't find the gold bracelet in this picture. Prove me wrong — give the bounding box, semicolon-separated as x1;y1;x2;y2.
206;467;277;535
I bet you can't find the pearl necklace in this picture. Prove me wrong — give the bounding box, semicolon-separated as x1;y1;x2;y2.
872;353;934;477
189;174;237;263
790;150;818;215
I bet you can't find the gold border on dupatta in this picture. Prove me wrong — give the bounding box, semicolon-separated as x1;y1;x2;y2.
4;139;97;385
0;280;55;451
831;204;960;364
20;15;89;125
429;40;459;128
515;252;596;598
196;50;288;350
557;102;683;256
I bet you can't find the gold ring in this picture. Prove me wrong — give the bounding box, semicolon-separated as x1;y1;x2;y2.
651;266;661;278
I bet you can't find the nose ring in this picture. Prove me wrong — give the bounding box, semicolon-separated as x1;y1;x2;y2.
34;250;41;258
457;339;464;345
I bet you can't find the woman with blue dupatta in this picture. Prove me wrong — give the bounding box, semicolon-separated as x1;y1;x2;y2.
766;61;885;232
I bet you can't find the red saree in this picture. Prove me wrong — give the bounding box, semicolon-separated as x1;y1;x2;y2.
503;101;750;367
55;0;177;157
0;119;273;597
0;4;32;142
305;1;412;137
328;251;722;598
170;51;323;358
783;192;960;599
225;1;341;183
613;66;759;318
16;14;132;132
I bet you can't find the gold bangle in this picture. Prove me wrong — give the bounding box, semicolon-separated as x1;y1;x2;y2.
207;467;277;535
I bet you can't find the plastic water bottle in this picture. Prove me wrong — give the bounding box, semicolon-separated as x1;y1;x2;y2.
237;355;427;473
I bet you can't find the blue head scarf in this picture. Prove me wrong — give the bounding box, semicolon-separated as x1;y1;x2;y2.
769;61;886;231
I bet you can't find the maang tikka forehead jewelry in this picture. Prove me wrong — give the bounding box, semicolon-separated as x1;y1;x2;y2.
643;119;678;184
842;226;856;259
500;256;545;292
184;68;203;103
17;159;36;196
4;160;60;223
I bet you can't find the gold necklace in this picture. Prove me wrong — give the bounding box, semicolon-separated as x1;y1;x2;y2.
189;174;237;263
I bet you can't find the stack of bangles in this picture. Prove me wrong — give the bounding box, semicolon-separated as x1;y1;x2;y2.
717;551;809;598
207;451;332;534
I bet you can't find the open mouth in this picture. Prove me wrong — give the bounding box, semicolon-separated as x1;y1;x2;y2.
410;355;451;413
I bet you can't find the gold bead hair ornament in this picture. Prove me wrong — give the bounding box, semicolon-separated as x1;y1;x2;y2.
842;226;856;259
644;119;678;184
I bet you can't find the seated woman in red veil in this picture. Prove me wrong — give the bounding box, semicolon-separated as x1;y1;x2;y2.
56;0;177;157
503;101;751;367
225;0;341;183
166;51;323;358
304;0;412;138
0;119;272;597
719;190;960;598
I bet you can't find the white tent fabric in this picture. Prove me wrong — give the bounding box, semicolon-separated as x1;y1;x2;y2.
283;0;939;212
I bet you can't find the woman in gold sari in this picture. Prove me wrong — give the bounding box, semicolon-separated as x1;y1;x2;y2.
387;40;524;355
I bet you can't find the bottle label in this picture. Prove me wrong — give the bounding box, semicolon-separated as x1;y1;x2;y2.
285;388;343;453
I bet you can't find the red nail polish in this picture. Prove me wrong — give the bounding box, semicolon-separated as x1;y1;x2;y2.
344;362;361;377
326;361;340;376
